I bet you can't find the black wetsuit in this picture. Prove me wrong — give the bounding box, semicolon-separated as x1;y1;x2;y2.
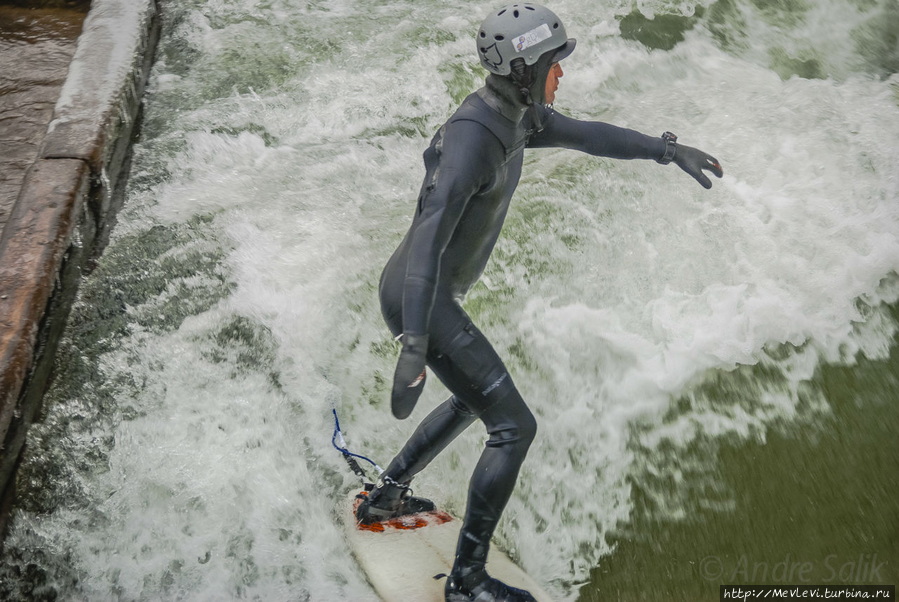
378;75;667;559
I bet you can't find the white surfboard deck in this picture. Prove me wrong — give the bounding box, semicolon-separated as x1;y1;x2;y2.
344;490;554;602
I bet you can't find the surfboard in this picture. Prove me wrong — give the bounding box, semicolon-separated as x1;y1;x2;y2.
343;490;554;602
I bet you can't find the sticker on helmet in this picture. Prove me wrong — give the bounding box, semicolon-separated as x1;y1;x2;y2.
514;23;552;53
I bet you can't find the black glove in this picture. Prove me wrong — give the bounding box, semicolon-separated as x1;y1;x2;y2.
391;333;429;419
673;143;723;189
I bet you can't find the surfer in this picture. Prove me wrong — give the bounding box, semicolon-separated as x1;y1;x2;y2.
356;3;723;601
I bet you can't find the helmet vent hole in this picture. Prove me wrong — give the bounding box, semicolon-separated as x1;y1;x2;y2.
553;22;559;28
497;9;506;15
513;9;519;17
525;5;535;9
480;31;486;38
494;34;505;40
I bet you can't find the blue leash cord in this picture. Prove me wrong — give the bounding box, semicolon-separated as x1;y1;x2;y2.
331;408;383;484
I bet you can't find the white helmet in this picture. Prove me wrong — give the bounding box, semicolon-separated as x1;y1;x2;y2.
477;3;576;76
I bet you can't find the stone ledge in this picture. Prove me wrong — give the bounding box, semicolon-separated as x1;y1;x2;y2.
0;0;159;540
41;0;157;215
0;158;89;454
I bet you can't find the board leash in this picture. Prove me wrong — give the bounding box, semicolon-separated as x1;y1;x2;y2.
331;408;383;486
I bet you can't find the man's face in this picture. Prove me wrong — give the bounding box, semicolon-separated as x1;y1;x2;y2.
544;62;563;104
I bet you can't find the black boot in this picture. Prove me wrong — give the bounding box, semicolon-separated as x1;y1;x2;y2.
355;477;436;525
444;529;536;602
445;571;537;602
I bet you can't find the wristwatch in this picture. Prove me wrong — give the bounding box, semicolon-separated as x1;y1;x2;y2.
657;131;677;164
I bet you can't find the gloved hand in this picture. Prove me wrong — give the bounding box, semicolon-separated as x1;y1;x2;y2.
674;144;723;189
391;333;429;419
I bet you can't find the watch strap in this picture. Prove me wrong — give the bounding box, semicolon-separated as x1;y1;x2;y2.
657;131;677;164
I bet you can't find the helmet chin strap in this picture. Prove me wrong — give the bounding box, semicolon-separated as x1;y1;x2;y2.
513;54;557;132
509;58;547;132
525;99;544;132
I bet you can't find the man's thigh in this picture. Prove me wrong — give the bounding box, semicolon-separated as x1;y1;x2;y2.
426;299;517;415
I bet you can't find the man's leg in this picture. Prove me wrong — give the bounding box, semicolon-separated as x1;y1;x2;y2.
451;387;537;576
356;394;477;524
424;321;538;601
381;395;477;483
358;294;480;523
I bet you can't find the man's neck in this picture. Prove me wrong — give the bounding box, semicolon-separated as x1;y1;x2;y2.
478;75;529;124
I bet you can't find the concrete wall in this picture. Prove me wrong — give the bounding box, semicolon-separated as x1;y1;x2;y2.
0;0;160;538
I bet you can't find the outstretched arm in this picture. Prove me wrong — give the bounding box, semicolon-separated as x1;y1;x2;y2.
528;108;723;188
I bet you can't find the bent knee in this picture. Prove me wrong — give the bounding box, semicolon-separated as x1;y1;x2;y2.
485;404;537;450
